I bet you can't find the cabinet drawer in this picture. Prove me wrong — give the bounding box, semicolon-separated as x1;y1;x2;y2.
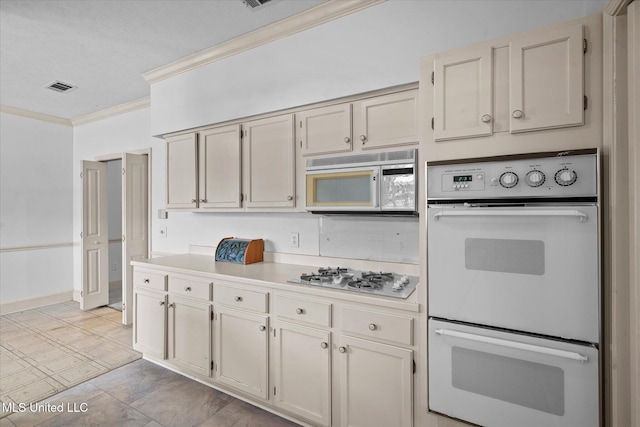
275;294;331;327
169;277;212;300
133;270;167;291
216;283;268;313
341;307;413;346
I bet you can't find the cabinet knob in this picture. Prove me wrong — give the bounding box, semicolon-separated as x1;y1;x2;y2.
191;199;197;203
296;308;304;315
369;323;377;331
235;296;243;302
359;135;367;144
200;199;206;203
184;286;191;292
144;279;150;283
159;301;165;306
259;325;266;331
320;342;328;349
168;303;175;308
338;346;347;353
287;195;293;201
512;110;524;119
344;137;351;144
481;114;492;123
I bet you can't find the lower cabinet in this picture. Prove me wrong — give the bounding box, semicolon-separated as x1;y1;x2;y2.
133;288;167;360
215;306;269;400
273;321;332;427
167;294;212;378
339;335;413;427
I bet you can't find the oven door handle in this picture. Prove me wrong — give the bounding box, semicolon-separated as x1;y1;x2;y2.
433;209;588;222
434;328;589;362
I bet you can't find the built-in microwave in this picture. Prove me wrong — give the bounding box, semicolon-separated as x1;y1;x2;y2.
305;149;417;214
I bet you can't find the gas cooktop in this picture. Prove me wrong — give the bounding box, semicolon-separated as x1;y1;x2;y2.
288;267;418;299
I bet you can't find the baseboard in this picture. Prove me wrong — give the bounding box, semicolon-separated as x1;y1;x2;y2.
73;289;81;303
0;291;74;315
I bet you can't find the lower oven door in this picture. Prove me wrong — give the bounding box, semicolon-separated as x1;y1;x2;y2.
427;204;599;343
429;319;599;427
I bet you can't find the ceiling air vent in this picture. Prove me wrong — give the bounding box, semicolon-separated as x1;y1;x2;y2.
45;81;77;93
242;0;271;8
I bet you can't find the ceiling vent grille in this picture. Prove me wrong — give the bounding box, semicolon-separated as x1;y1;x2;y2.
45;81;77;93
242;0;271;8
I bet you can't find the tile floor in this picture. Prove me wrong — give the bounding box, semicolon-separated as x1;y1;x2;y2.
1;301;140;411
1;302;301;426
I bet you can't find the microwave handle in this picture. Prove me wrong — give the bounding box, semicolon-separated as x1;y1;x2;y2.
433;209;588;222
434;328;589;362
372;169;380;207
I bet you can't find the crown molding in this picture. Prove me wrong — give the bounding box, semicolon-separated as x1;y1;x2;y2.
605;0;631;16
143;0;386;84
0;105;72;127
71;97;150;126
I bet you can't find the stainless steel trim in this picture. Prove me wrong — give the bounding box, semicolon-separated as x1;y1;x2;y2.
433;209;589;222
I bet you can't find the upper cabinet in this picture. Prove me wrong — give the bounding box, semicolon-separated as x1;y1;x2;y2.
242;114;295;208
432;23;585;141
198;125;242;209
354;89;419;150
298;103;352;156
166;133;198;209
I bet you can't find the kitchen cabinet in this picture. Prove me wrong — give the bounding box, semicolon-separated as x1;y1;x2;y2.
215;306;269;400
297;103;353;156
353;90;419;150
133;288;167;359
338;335;413;427
273;294;332;426
432;24;584;141
198;125;242;208
165;133;198;209
242;114;296;208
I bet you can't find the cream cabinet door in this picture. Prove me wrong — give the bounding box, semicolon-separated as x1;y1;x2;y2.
339;335;412;427
198;125;241;208
168;295;211;378
510;24;584;132
355;90;419;150
215;307;269;400
166;133;197;209
133;289;167;359
274;321;331;426
433;47;493;140
297;103;352;156
242;115;295;208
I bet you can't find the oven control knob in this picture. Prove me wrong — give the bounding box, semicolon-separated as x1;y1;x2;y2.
401;275;409;284
525;170;546;187
555;168;577;186
499;172;519;188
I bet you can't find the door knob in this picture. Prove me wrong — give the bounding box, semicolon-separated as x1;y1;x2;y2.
369;323;377;331
481;114;492;123
320;342;328;349
287;195;293;201
512;110;524;119
259;325;266;331
296;308;304;315
359;135;367;144
344;137;351;144
338;346;347;353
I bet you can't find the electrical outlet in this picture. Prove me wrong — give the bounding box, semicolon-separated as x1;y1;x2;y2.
290;232;299;248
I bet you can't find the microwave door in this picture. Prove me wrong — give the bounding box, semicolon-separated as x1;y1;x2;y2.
306;166;380;211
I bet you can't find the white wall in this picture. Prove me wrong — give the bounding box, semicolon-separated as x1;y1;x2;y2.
150;0;606;136
0;112;74;303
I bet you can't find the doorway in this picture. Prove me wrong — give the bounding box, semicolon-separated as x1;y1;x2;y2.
81;151;150;325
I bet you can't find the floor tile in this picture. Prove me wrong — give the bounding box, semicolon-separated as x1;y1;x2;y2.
131;376;234;427
1;377;63;408
79;339;123;358
87;307;118;316
0;368;48;395
0;359;31;378
62;301;80;309
99;310;123;323
0;416;16;426
94;349;141;370
0;348;19;365
51;362;109;388
199;399;301;427
38;354;90;376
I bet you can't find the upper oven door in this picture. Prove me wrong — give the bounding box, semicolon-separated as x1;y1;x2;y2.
306;166;379;211
427;205;599;342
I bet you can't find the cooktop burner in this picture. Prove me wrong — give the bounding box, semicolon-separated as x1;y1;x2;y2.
289;267;418;299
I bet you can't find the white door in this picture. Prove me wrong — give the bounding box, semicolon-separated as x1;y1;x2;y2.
356;90;419;149
298;103;353;156
122;153;148;324
199;125;241;208
81;160;109;310
168;295;211;377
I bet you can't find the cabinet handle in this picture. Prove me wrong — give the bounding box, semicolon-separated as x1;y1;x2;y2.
184;286;191;292
338;346;347;353
344;137;351;144
320;342;328;349
481;114;492;123
191;199;197;203
159;301;165;306
144;279;150;283
259;325;266;331
287;195;293;201
235;296;243;302
512;110;524;119
369;323;377;331
359;135;367;144
296;308;304;315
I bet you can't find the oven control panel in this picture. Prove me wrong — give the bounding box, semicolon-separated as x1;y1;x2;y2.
427;152;597;200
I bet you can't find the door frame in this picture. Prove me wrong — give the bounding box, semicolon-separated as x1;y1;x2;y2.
84;148;152;324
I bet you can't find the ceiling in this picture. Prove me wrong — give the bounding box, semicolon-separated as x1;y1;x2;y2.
0;0;325;121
